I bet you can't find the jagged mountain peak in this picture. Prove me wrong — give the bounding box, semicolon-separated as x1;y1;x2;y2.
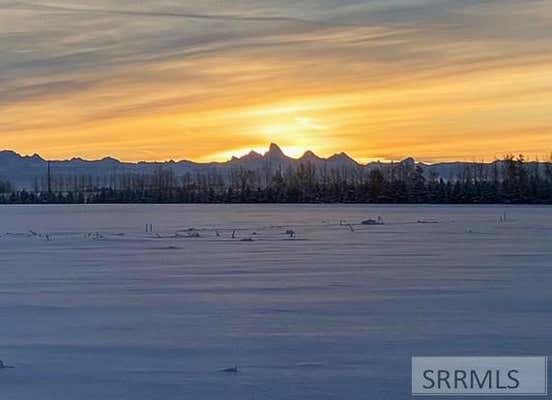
29;153;44;161
328;152;356;164
100;156;120;164
266;143;285;158
0;145;508;191
240;150;263;161
300;150;320;159
0;150;20;159
400;157;416;167
298;150;324;164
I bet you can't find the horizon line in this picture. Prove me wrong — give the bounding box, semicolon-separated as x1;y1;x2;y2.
0;143;544;167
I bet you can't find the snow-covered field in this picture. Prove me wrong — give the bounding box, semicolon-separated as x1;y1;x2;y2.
1;204;551;399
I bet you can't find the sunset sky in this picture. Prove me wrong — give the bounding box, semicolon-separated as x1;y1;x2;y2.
2;0;552;163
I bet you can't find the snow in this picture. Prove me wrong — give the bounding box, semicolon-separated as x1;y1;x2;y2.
1;204;552;399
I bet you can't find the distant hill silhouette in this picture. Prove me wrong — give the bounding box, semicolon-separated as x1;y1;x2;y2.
0;143;522;191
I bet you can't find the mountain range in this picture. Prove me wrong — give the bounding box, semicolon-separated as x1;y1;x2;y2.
0;143;525;190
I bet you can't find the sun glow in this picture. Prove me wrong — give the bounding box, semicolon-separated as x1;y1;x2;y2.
211;144;309;162
248;114;330;159
4;0;552;163
277;146;308;159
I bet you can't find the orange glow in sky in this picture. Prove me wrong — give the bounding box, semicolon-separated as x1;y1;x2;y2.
2;1;552;163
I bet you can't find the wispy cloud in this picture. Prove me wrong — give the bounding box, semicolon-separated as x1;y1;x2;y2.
1;0;552;161
10;0;317;23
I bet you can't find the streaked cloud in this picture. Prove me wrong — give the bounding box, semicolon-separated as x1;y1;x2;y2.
1;0;552;162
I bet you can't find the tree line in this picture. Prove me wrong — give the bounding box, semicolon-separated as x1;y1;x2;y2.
1;154;552;204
